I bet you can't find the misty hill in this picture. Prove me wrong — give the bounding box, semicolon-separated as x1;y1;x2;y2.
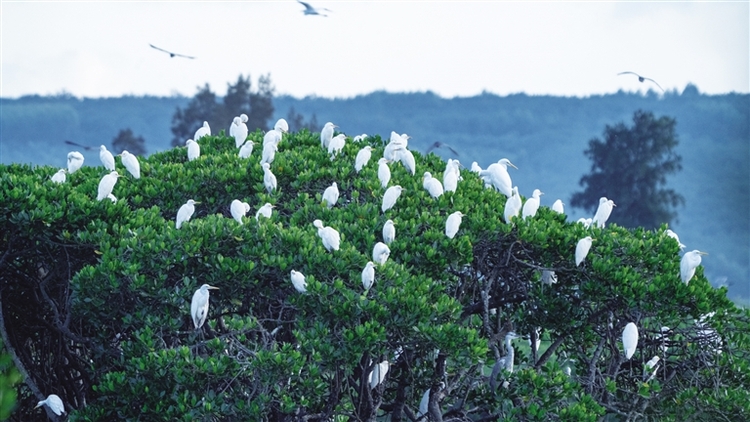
1;88;748;301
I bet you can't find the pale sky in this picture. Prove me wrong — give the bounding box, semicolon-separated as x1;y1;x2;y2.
2;1;748;99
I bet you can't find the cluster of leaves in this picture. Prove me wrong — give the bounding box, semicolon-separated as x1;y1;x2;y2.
1;128;748;421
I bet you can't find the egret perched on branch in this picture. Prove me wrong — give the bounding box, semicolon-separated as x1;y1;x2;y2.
551;199;564;214
423;172;444;198
35;394;65;416
443;159;461;193
503;187;522;223
373;242;390;265
522;189;543;219
445;211;465;239
274;118;289;133
328;134;346;159
255;203;274;221
263;129;283;147
230;199;250;224
67;151;84;174
322;182;339;208
232;116;249;148
362;261;375;290
541;270;558;285
377;158;391;188
382;219;395;244
186;139;200;161
644;356;660;382
575;236;594;266
353;134;368;142
194;121;211;140
100;145;115;171
382;185;404;213
119;150;141;179
394;145;416;175
313;219;340;251
51;169;66;184
592;197;616;228
496;331;522;373
471;161;482;174
480;158;517;197
622;322;639;360
368;360;389;389
290;270;307;293
354;146;373;173
320;122;336;148
383;131;408;161
262;163;277;193
191;284;219;329
680;250;708;284
261;142;277;164
176;199;200;229
238;140;255;158
97;171;120;201
665;229;686;250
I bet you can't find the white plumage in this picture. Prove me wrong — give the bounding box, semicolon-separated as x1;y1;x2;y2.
368;360;389;389
382;219;395;244
422;172;444;198
100;145;115;171
314;219;340;252
261;142;277;165
680;250;707;284
255;203;274;220
354;146;373;173
443;159;460;193
238;140;255;158
191;284;219;329
665;229;686;250
176;199;199;229
382;185;404;213
194;121;211;140
35;394;65;416
120;150;141;179
622;322;638;360
230;199;251;224
322;182;339;208
186;139;200;161
377;158;391;188
522;189;543;219
373;241;390;265
232;116;249;148
575;236;594;266
479;158;517;197
592;197;616;228
263;129;283;147
291;270;307;293
328;134;346;159
262;163;277;193
67;151;84;174
445;211;465;239
320;122;336;148
51;169;66;184
503;187;522;223
274;118;289;133
551;199;565;214
362;261;375;290
97;171;119;201
395;146;416;175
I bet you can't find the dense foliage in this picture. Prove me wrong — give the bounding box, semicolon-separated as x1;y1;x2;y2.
1;129;748;421
570;110;684;229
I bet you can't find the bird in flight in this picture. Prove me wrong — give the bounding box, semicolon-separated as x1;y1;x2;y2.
149;44;195;59
298;0;331;16
64;140;94;151
425;141;459;157
617;71;664;92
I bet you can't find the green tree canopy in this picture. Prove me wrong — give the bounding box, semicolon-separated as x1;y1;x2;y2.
570;110;685;229
1;130;748;421
170;74;275;147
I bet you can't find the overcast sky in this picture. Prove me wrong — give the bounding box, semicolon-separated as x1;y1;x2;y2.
2;1;748;99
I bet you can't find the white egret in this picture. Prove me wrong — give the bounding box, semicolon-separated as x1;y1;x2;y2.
194;121;211;140
353;134;368;142
120;151;141;179
373;241;391;265
51;169;66;184
322;182;339;208
445;211;465;239
622;322;638;360
443;163;460;193
261;142;277;165
274;118;289;133
471;161;482;174
298;0;330;16
263;129;283;147
577;217;593;229
418;388;430;417
328;134;346;159
480;158;517;197
229;116;238;138
100;145;115;171
238;140;255;158
354;146;373;173
186;139;200;161
529;327;541;355
377;158;391;188
541;270;558;285
522;189;543;219
497;331;522;373
35;394;65;416
107;193;117;203
382;219;395;244
262;163;277;193
149;44;195;59
551;199;564;214
617;71;664;92
368;360;389;389
290;270;307;293
255;203;274;220
592;197;616;228
232;116;249;148
230;199;251;224
644;356;660;382
362;261;375;290
503;187;522;223
97;171;120;201
665;229;686;250
313;220;340;251
382;185;404;213
320;122;336;148
67;151;84;174
680;250;707;284
191;284;219;329
394;146;416;175
423;172;444;198
383;132;408;161
176;199;200;229
575;236;594;266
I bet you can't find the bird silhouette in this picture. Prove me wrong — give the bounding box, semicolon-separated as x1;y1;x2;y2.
298;0;330;16
64;140;94;151
617;72;663;92
425;141;459;157
149;44;195;59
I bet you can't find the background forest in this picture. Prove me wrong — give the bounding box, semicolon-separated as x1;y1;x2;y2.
1;85;748;302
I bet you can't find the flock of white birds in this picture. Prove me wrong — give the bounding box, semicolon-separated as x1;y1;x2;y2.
38;115;709;416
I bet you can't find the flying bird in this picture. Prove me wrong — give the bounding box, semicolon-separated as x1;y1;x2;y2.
617;71;664;92
298;0;331;16
149;44;195;59
425;141;459;157
64;140;94;150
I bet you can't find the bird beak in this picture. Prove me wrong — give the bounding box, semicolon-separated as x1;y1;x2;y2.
699;251;709;255
194;201;202;204
34;403;42;409
208;285;219;290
